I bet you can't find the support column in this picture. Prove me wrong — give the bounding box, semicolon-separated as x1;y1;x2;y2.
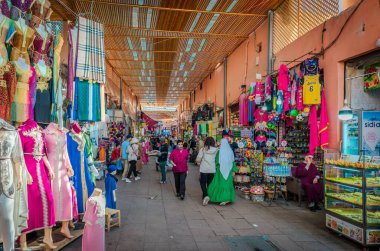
267;10;274;74
223;57;227;128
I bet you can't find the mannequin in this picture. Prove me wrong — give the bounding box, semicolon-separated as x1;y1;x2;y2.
18;119;56;250
44;123;74;239
33;58;52;123
82;188;105;251
10;57;36;123
0;118;29;251
67;122;95;214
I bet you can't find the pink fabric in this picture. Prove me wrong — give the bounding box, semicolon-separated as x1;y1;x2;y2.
283;91;290;112
278;64;289;92
290;80;297;107
170;148;189;173
28;67;37;120
239;92;248;125
142;141;150;164
44;123;73;222
82;196;105;251
296;84;304;111
308;105;319;155
254;82;264;104
67;28;74;101
19;120;55;233
71;185;79;221
254;108;268;124
319;88;329;149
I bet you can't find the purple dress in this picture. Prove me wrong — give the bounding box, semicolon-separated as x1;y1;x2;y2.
10;0;34;21
82;196;105;251
19;119;55;233
295;163;324;204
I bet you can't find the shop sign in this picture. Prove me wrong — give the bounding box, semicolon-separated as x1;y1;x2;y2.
367;229;380;244
326;214;363;244
362;111;380;156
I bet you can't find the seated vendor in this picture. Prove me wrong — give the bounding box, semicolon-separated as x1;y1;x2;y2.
295;154;323;212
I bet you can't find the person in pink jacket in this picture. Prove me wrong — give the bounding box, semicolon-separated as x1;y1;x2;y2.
169;140;189;200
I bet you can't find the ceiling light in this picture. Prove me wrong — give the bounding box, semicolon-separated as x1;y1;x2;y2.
146;8;152;28
226;0;238;12
206;0;217;11
132;7;139;27
338;99;353;121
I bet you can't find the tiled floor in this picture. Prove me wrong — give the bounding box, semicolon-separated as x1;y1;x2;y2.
63;161;363;251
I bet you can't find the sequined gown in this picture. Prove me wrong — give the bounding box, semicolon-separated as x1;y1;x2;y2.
0;16;17;121
82;195;105;251
19;119;55;233
44;123;73;222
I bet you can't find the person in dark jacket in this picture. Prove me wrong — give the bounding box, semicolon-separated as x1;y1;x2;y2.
158;139;169;184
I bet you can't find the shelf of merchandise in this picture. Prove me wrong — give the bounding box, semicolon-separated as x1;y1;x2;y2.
324;164;380;246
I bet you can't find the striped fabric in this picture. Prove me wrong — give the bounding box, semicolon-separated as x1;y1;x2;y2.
76;17;106;84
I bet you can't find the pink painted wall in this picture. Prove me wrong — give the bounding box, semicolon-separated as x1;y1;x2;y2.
193;0;380;150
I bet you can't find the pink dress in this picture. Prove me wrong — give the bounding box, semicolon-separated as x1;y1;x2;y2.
44;123;73;222
19;120;55;233
142;141;150;164
239;92;248;126
82;196;105;251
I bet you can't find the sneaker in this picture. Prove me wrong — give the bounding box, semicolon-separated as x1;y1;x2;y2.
180;195;185;200
176;193;180;197
219;202;229;206
203;196;210;206
121;177;126;181
125;178;132;183
160;181;167;184
135;176;141;181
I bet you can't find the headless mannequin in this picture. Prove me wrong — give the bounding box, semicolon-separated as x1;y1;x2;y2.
19;120;57;250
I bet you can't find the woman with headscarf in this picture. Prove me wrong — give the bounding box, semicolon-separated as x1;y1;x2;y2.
204;138;237;206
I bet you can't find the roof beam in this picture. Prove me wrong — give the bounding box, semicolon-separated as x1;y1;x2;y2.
78;0;267;17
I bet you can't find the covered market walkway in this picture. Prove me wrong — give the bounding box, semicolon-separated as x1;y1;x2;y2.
64;161;359;251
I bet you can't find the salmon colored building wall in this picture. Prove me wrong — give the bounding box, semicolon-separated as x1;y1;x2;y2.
193;0;380;150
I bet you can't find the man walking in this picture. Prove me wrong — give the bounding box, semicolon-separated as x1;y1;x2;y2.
121;135;132;181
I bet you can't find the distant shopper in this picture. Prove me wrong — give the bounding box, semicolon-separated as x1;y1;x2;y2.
196;137;217;205
121;135;132;181
141;138;150;165
295;154;323;212
158;138;169;184
170;140;189;200
125;138;141;183
110;142;121;163
204;138;237;206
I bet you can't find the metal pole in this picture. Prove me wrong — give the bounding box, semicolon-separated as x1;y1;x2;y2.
267;10;274;74
119;77;122;109
223;57;227;128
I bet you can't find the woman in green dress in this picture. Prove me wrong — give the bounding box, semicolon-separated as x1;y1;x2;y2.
204;138;237;206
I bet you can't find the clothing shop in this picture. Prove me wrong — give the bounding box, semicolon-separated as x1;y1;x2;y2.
0;1;128;250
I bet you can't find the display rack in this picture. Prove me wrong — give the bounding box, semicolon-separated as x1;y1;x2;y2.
324;163;380;246
285;123;324;170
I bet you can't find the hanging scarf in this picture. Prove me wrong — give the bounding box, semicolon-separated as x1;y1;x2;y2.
319;88;329;149
308;105;319;154
219;138;234;180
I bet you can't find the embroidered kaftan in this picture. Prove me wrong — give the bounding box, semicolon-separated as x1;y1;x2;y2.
19;120;55;233
82;195;105;251
44;123;73;222
67;130;94;214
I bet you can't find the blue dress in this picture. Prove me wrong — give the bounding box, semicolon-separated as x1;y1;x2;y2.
67;130;95;214
105;173;117;209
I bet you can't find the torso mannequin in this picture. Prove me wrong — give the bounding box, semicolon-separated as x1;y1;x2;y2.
9;17;35;65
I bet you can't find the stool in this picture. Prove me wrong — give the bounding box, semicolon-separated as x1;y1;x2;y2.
105;208;121;232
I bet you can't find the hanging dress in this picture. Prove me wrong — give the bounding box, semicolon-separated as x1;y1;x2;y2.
82;195;105;251
10;0;34;21
44;123;73;222
18;119;55;233
1;0;11;18
67;130;95;214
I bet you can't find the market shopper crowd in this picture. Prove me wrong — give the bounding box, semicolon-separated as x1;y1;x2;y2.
106;128;323;210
